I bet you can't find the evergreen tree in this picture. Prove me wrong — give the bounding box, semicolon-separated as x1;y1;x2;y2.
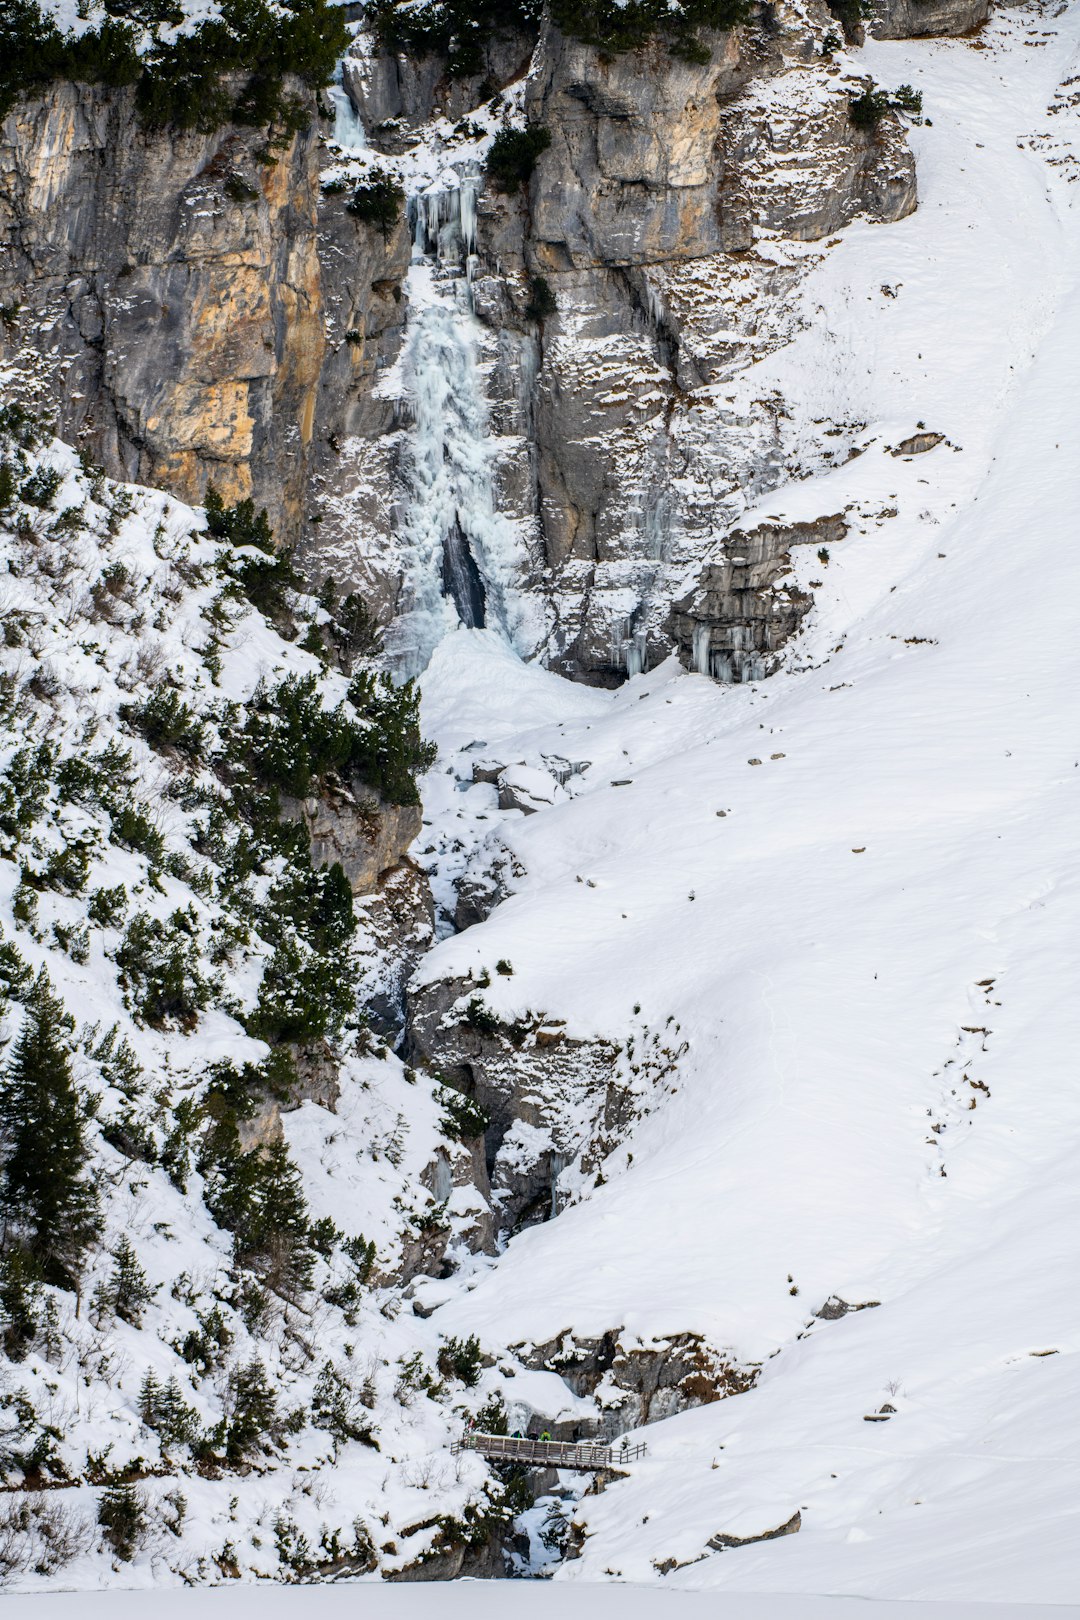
92;1234;157;1326
224;1357;278;1460
203;1129;315;1298
0;972;98;1287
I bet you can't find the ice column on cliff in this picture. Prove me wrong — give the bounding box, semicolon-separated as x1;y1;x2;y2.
390;169;531;674
329;58;367;151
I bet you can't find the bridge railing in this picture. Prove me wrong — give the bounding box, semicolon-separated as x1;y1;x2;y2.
451;1432;648;1470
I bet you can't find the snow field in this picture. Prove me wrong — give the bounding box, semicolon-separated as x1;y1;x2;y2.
411;2;1080;1600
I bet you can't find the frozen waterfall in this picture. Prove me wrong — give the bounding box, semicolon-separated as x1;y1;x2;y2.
329;60;366;151
388;173;530;676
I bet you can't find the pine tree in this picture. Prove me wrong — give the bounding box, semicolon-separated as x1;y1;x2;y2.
0;971;99;1287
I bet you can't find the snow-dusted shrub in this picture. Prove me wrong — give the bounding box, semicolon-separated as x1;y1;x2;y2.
437;1333;482;1387
201;1123;319;1299
311;1361;377;1445
139;1373;201;1453
486;126;551;192
208;487;301;626
91;1235;158;1328
849;83;922;130
221;1357;279;1461
248;936;352;1045
114;909;217;1029
175;1303;232;1378
121;686;206;759
322;588;383;669
0;1492;94;1577
438;1084;490;1141
346;670;436;806
346;172;405;239
463;995;500;1036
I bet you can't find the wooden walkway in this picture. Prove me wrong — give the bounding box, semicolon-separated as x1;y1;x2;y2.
451;1432;647;1471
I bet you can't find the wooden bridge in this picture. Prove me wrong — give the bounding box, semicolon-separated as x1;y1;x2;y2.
451;1431;647;1471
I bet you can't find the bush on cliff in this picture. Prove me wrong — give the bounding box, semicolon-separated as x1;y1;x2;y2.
0;0;347;132
549;0;752;60
368;0;540;78
486;126;551;191
346;171;406;238
848;82;922;130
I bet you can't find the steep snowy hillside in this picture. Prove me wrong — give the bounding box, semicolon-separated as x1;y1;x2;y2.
409;0;1080;1602
0;425;578;1587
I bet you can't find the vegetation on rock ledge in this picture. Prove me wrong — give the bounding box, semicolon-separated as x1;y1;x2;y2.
0;0;347;131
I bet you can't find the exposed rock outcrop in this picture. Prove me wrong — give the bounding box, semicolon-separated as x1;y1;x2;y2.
452;5;917;682
669;513;848;681
346;29;537;149
0;82;323;531
519;1329;759;1438
708;1510;802;1550
284;788;422;896
870;0;989;39
525;25;750;271
406;977;686;1232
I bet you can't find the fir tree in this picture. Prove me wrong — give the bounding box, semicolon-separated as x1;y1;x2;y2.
224;1357;278;1460
0;972;98;1287
92;1234;157;1326
97;1482;146;1562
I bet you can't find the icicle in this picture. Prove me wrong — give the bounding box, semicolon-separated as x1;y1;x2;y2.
550;1152;566;1220
459;175;479;258
692;623;711;675
626;631;647;679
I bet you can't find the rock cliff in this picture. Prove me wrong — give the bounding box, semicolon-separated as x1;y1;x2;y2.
323;0;920;681
0;7;930;676
0;80;408;547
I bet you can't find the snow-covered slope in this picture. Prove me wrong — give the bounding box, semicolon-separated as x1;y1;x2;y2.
409;2;1080;1600
0;431;546;1586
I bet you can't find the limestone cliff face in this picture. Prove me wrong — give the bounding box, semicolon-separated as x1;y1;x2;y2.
525;25;750;270
461;1;918;681
299;191;412;604
669;513;849;681
0;82;325;531
344;28;536;148
0;80;409;546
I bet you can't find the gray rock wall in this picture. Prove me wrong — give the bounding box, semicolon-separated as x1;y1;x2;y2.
454;4;918;681
869;0;988;39
0;81;408;548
